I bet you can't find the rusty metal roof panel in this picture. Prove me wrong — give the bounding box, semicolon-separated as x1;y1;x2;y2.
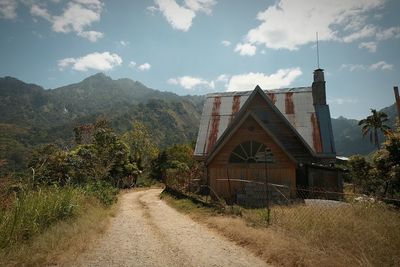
194;86;335;157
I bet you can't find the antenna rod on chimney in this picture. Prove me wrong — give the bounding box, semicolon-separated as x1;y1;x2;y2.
316;32;320;69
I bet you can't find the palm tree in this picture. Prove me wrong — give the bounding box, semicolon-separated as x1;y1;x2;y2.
358;109;391;149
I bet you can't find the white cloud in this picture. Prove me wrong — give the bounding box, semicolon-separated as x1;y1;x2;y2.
119;40;129;46
167;68;302;92
30;0;104;42
0;0;18;19
358;41;377;52
340;64;366;71
153;0;215;31
167;78;178;84
58;52;122;71
369;61;393;71
184;0;215;14
340;61;393;71
129;61;136;68
328;97;358;105
51;2;101;32
30;4;52;21
168;76;214;90
138;63;151;71
226;68;302;92
154;0;195;31
147;5;158;14
376;26;400;41
77;30;103;42
244;0;385;50
216;74;229;83
342;25;376;43
234;42;257;56
221;40;231;47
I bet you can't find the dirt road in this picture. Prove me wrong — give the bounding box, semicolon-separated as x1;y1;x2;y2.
74;188;268;267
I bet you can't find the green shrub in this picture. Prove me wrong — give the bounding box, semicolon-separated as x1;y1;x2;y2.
84;181;118;206
0;186;83;249
136;175;158;187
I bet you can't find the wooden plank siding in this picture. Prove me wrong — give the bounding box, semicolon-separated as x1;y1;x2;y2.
208;116;296;200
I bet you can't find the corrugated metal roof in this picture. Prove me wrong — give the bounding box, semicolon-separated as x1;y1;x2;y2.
194;86;336;157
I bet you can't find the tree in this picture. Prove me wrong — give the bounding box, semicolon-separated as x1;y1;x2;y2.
28;144;69;186
347;155;372;193
122;120;158;171
29;121;140;188
90;120;140;187
358;109;390;149
381;122;400;197
150;143;203;189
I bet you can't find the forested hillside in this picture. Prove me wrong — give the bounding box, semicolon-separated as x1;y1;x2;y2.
0;73;397;172
332;103;398;156
0;74;203;172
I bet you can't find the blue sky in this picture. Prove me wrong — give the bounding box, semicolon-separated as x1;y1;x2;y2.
0;0;399;119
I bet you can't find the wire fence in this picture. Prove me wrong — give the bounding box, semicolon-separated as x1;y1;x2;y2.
164;169;400;226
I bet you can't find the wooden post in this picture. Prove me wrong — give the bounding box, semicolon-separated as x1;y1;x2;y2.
394;86;400;119
264;150;270;226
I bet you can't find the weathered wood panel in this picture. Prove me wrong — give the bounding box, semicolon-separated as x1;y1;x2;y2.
208;116;296;200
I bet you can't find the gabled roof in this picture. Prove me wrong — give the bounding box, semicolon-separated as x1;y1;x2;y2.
194;85;335;158
206;86;316;165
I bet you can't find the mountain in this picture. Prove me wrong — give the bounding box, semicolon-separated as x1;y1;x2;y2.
331;116;376;156
49;73;187;118
0;73;397;171
332;103;398;156
0;74;204;172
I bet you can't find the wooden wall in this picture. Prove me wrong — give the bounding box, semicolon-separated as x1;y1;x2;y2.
208;116;297;201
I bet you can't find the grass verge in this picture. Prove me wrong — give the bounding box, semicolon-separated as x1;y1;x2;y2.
0;184;118;267
161;191;400;267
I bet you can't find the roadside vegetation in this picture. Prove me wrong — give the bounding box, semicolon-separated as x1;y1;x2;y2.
162;190;400;266
347;121;400;199
159;120;400;266
0;119;158;266
0;182;117;266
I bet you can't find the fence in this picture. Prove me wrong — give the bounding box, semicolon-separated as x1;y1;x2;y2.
164;170;400;226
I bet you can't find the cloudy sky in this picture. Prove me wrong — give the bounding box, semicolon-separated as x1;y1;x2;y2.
0;0;399;119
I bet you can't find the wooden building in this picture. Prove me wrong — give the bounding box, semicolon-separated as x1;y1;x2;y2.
194;69;342;204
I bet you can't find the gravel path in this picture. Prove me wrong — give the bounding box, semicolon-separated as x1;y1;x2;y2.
73;188;269;267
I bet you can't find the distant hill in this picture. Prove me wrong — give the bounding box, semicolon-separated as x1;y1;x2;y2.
0;73;397;171
0;74;204;171
332;103;398;156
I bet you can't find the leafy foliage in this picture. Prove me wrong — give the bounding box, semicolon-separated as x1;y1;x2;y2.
151;143;199;180
151;143;203;195
122;120;158;171
348;122;400;198
358;109;391;149
83;181;119;206
0;74;203;174
347;155;372;193
0;186;83;249
28;121;139;188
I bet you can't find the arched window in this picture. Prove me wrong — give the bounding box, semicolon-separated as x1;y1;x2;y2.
229;140;275;163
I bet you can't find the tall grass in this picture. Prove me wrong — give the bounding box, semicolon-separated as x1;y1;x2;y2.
0;186;83;249
268;203;400;266
163;191;400;266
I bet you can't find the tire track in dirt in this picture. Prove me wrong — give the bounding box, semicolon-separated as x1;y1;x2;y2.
73;188;269;267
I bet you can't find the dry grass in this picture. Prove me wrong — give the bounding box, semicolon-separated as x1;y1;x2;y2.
0;196;118;267
269;203;400;266
162;192;400;267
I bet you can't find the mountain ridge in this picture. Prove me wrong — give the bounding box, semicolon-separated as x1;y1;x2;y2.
0;73;203;172
0;73;397;172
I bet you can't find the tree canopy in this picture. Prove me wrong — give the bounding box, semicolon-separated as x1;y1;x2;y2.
358;109;390;149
